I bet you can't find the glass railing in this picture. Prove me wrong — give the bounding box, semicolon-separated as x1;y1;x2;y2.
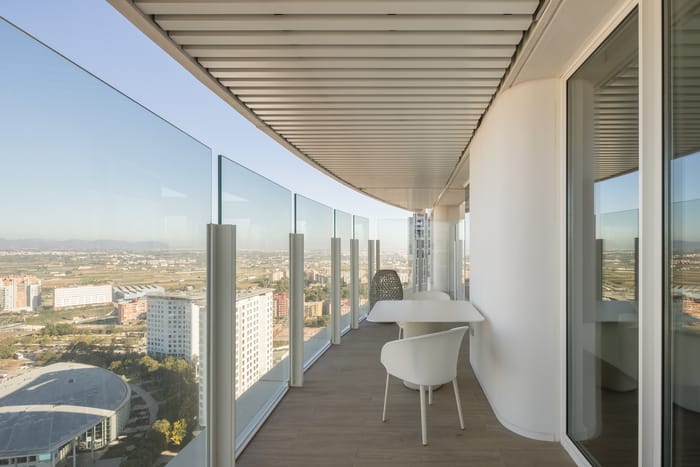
377;218;411;287
294;195;333;367
0;19;211;467
1;16;406;467
596;208;639;303
218;156;291;450
354;216;370;319
334;210;353;334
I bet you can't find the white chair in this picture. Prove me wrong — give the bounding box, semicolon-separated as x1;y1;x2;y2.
397;290;451;339
380;326;468;445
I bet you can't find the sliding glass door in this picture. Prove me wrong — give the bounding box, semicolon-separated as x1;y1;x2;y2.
567;10;639;466
664;1;700;465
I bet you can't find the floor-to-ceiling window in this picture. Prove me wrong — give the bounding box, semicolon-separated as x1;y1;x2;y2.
567;10;639;466
664;1;700;465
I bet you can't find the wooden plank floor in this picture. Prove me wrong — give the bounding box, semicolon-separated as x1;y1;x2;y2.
237;321;576;467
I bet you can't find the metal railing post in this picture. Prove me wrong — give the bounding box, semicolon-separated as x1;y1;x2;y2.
207;224;236;467
290;233;304;387
350;239;359;329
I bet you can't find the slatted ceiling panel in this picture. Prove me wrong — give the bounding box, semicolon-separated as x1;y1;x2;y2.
593;61;638;181
116;0;540;210
672;2;700;158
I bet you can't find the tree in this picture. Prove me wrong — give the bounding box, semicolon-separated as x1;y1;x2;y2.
139;355;161;376
150;419;171;451
0;344;16;359
169;418;188;446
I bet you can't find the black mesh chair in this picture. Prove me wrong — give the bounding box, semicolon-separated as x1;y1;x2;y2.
369;269;404;310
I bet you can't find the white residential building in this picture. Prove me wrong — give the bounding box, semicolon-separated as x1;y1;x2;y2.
235;289;274;398
146;296;200;362
53;284;112;309
0;276;41;312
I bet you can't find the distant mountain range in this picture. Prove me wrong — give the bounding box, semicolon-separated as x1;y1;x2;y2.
0;238;169;251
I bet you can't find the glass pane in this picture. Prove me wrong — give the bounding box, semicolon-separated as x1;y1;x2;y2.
377;218;410;287
464;212;471;300
666;2;700;464
0;20;211;466
567;11;638;466
334;210;352;333
354;216;370;319
218;156;291;448
295;195;333;366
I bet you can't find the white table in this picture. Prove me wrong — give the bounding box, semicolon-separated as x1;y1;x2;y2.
368;299;485;390
367;299;485;324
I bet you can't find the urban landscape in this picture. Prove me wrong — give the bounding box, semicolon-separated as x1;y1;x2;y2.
0;243;409;466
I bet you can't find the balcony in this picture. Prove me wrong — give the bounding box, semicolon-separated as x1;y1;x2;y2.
236;321;575;467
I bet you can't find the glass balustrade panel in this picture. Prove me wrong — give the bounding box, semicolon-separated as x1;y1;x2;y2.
294;195;333;366
334;210;352;334
218;156;291;448
353;216;370;319
0;19;211;466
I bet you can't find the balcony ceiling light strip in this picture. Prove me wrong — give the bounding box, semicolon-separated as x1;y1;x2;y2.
136;1;539;16
198;57;512;69
169;30;525;46
154;14;534;32
212;69;506;79
222;78;502;88
186;44;518;59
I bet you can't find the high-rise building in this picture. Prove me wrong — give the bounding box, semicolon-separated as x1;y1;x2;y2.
409;213;431;291
116;298;147;324
0;275;41;312
146;296;200;362
273;292;289;318
235;289;274;397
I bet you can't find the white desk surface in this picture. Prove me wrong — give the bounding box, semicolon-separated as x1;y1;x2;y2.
367;300;485;323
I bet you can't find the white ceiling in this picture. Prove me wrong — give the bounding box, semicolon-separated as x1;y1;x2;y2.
110;0;540;210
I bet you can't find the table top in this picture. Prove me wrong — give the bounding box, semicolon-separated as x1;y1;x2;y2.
367;299;485;323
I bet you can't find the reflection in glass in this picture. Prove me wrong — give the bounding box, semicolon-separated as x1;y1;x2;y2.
665;2;700;464
354;216;370;319
218;156;291;448
377;218;411;287
334;210;353;333
295;195;333;366
0;19;210;466
567;10;638;466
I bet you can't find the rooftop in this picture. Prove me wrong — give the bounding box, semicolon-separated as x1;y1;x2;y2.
0;362;130;457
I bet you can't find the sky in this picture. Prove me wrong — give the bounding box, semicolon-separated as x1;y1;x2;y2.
0;1;410;247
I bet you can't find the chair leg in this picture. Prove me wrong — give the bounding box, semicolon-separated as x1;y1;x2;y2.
453;378;464;430
428;385;433;405
382;373;390;422
419;384;428;445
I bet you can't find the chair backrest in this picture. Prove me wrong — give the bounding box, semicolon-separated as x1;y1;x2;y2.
369;269;404;310
403;290;451;301
380;326;468;386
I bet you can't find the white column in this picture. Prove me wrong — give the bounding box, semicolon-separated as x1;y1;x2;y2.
368;240;376;282
207;224;236;467
375;239;381;271
289;233;305;387
639;0;663;464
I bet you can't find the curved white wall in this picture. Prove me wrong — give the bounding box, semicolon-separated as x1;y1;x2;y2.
470;78;562;441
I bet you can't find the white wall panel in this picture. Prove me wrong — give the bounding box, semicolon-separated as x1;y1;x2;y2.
470;78;562;441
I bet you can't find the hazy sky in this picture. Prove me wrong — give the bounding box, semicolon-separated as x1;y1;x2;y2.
0;2;410;246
